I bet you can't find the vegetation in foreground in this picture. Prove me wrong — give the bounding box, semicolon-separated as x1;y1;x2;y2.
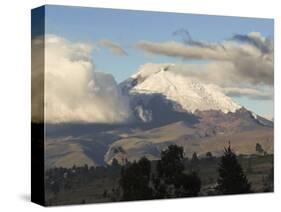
45;143;273;205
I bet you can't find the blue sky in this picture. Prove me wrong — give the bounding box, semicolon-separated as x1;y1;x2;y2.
42;5;273;118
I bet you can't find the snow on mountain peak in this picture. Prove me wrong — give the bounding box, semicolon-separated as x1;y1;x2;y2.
123;63;241;113
132;63;175;80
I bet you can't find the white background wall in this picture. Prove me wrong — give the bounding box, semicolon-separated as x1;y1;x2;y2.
0;0;279;211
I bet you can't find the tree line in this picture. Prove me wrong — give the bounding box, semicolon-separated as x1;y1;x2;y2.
46;142;273;204
119;144;252;201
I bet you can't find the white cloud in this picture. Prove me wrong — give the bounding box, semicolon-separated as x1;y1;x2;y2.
136;32;273;100
158;62;273;100
136;32;273;87
31;35;44;123
32;34;132;123
223;87;273;100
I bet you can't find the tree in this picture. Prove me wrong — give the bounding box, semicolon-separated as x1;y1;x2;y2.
111;158;120;168
119;157;153;200
206;152;213;158
155;145;201;198
263;166;274;192
174;172;201;197
156;145;185;184
191;152;199;163
216;145;251;194
119;145;202;200
152;174;168;198
190;152;199;171
256;143;264;154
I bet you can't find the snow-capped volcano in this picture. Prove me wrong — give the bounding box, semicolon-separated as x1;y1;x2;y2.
46;64;273;169
121;63;241;114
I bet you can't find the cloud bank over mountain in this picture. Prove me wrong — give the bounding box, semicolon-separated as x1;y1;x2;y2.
136;32;273;100
32;34;132;123
32;31;273;123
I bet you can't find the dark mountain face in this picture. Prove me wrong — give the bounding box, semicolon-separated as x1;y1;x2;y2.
103;104;274;164
126;90;273;133
130;93;200;129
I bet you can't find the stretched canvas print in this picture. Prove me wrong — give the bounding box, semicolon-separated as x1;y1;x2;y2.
31;5;274;206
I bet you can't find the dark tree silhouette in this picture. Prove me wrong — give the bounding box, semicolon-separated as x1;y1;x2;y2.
206;152;213;158
156;145;185;184
119;157;153;200
155;145;201;198
216;145;251;194
152;174;168;198
191;152;199;162
263;166;274;192
111;158;120;168
256;143;264;154
190;152;200;171
174;172;202;197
